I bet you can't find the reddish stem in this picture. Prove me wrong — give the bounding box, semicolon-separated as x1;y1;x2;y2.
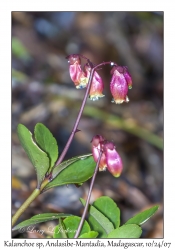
74;151;103;238
54;67;95;167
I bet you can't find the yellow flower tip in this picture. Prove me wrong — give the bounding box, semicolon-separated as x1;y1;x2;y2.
99;166;107;172
113;173;121;178
111;98;124;104
89;94;105;101
111;96;129;104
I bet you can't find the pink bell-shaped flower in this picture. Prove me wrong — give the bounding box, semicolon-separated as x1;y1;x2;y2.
91;135;107;171
91;135;123;177
67;54;88;89
103;141;123;177
110;66;130;104
84;63;105;101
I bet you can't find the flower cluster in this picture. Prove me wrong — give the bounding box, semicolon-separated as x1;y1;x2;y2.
91;135;123;177
67;54;132;104
67;54;105;101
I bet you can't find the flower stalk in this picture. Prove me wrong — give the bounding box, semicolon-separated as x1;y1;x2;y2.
54;66;96;167
74;151;103;238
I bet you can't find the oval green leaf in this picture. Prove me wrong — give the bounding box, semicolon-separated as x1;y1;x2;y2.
78;231;98;238
43;155;95;192
125;205;159;226
53;216;90;238
17;124;49;188
80;198;114;238
12;213;72;231
107;224;142;238
92;196;120;228
51;154;92;180
34;123;58;171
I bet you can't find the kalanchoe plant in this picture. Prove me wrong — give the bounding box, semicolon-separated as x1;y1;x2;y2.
12;53;159;239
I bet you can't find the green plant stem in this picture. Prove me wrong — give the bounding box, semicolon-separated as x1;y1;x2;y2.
12;179;49;227
12;189;40;227
74;151;102;238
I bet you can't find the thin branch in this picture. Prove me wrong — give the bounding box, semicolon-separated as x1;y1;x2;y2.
54;67;95;167
74;151;103;238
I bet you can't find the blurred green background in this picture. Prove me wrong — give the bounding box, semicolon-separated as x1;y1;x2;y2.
12;12;163;238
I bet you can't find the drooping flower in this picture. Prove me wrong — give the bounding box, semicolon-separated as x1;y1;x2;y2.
84;63;105;101
91;135;107;171
67;54;88;89
91;135;123;177
103;141;123;177
110;65;131;104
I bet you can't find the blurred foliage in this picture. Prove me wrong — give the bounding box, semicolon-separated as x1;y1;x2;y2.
12;37;31;61
84;106;163;150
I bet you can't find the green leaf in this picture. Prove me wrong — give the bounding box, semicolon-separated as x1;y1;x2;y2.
125;205;159;226
53;216;90;238
53;218;68;238
107;224;142;238
17;124;49;188
80;198;114;238
53;225;65;239
78;231;98;238
91;196;120;228
12;213;72;231
51;155;89;179
43;155;95;192
34;123;58;171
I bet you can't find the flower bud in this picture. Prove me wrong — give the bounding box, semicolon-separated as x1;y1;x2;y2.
110;66;129;104
67;55;88;89
84;63;105;101
103;141;123;177
91;135;107;171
